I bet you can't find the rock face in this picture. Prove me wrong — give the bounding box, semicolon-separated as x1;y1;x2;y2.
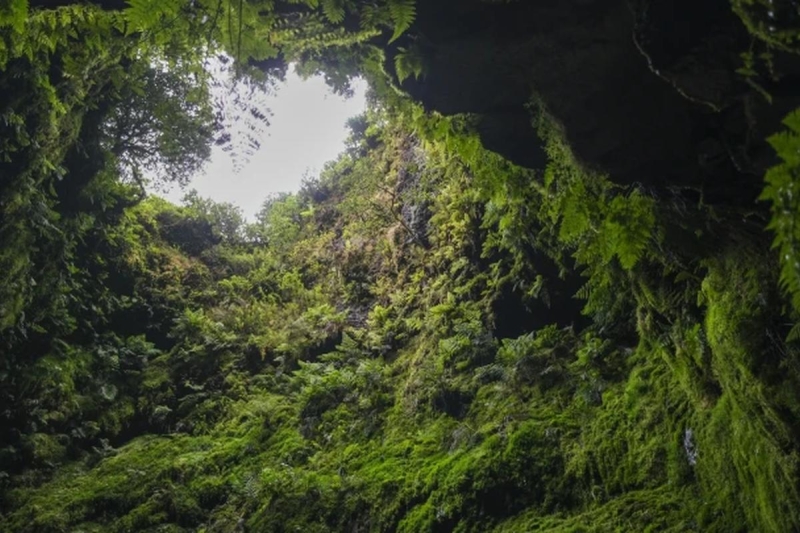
399;0;800;203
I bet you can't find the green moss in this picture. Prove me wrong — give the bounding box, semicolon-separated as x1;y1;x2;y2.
691;251;800;532
494;485;697;533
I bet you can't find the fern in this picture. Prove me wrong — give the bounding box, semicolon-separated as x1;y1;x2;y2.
760;108;800;312
575;281;592;301
273;9;379;58
394;44;424;82
387;0;415;43
556;179;592;244
0;0;27;33
124;0;171;33
732;0;800;54
599;191;655;269
320;0;345;23
787;322;800;343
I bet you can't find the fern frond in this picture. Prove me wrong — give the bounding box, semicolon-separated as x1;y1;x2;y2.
787;322;800;343
394;45;424;82
600;191;655;269
124;0;181;34
388;0;415;43
575;281;592;301
320;0;345;23
0;0;28;33
557;182;591;244
761;109;800;313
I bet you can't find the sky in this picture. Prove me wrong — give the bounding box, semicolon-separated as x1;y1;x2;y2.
159;69;368;220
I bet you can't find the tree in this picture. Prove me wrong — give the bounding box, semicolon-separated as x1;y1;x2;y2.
103;60;215;189
183;189;247;244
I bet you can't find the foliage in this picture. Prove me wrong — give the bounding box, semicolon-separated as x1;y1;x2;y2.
1;95;799;532
760;108;800;314
387;0;416;43
394;42;426;82
2;2;800;533
731;0;800;53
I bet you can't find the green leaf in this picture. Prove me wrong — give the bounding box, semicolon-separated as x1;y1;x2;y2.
388;0;415;43
0;0;28;33
320;0;345;23
761;108;800;313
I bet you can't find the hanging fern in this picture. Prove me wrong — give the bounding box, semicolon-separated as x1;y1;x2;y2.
273;10;379;58
387;0;415;43
556;178;593;245
0;0;27;33
124;0;182;34
599;191;656;270
394;44;425;82
320;0;346;23
787;322;800;343
732;0;800;54
760;108;800;312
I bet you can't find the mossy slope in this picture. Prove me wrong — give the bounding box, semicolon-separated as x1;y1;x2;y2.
2;104;800;533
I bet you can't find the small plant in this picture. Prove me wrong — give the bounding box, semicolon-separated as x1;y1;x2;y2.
760;108;800;312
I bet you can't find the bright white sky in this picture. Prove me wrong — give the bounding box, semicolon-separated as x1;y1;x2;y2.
159;69;367;220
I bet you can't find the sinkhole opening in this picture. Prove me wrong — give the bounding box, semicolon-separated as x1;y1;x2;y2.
155;66;367;220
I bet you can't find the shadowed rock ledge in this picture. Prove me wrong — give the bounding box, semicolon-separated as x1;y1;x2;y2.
396;0;800;205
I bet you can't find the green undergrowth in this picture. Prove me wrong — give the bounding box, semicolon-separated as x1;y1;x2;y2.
3;95;800;533
2;1;800;531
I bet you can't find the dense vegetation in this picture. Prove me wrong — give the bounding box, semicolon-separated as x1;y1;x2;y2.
2;0;800;531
